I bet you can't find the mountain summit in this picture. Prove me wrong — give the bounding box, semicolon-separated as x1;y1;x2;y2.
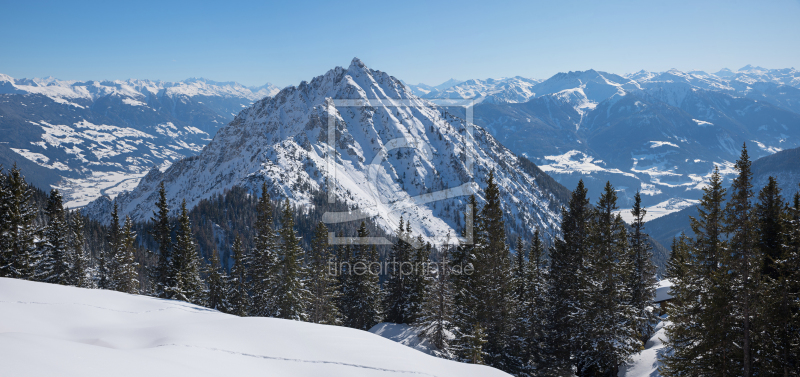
85;58;566;243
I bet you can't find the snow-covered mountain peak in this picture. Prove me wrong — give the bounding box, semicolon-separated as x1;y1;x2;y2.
86;59;564;244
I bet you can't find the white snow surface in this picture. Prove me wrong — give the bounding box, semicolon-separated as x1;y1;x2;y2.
0;277;509;377
654;280;674;303
618;319;670;377
85;58;562;244
369;322;441;356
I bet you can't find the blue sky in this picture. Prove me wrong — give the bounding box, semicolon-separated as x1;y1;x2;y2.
1;0;799;87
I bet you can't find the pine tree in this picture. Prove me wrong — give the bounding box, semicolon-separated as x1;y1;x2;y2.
755;177;795;376
113;216;139;294
725;144;760;377
273;199;309;321
205;248;230;313
38;189;71;284
306;221;340;324
406;233;429;324
508;236;530;374
68;210;93;288
577;181;639;376
472;170;517;371
100;201;121;290
0;165;39;279
249;183;278;316
342;221;382;330
170;199;204;304
228;237;251;317
417;233;455;359
383;217;414;324
451;194;480;362
664;166;735;376
548;180;592;374
150;182;173;298
525;229;553;375
628;191;658;342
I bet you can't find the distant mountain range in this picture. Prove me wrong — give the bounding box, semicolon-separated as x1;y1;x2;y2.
2;63;798;225
427;66;800;221
0;74;278;206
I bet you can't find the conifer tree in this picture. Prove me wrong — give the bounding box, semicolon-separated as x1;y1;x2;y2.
472;170;517;371
342;221;382;330
306;221;340;324
628;191;658;341
100;201;121;290
205;249;230;313
664;166;735;376
451;194;479;362
335;235;355;324
417;233;455;359
113;216;139;294
38;189;71;284
525;229;552;375
725;144;760;377
249;183;278;316
0;165;38;279
150;182;173;298
508;236;530;374
406;232;429;324
383;217;414;324
548;180;592;374
273;199;309;320
228;237;251;317
68;209;93;288
577;181;639;376
755;177;795;376
170;199;204;304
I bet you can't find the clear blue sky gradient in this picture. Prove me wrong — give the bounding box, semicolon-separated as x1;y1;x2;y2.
1;0;799;87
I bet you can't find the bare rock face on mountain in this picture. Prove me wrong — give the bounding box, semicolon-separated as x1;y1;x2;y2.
85;58;566;244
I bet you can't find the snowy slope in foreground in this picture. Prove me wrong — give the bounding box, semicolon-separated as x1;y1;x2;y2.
619;320;670;377
0;278;509;377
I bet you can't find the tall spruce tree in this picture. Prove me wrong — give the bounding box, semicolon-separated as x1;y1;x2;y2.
100;201;121;290
341;221;382;330
452;194;480;362
406;232;429;324
228;237;251;317
755;177;795;376
508;236;530;375
525;229;553;375
170;199;204;304
306;221;340;324
150;182;173;298
249;183;278;317
68;210;93;288
383;217;414;324
38;189;71;284
548;180;592;374
205;248;230;313
664;166;735;376
628;191;658;342
577;181;639;376
273;199;309;321
725;144;760;377
472;171;517;371
0;165;38;279
113;216;139;294
417;233;455;359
